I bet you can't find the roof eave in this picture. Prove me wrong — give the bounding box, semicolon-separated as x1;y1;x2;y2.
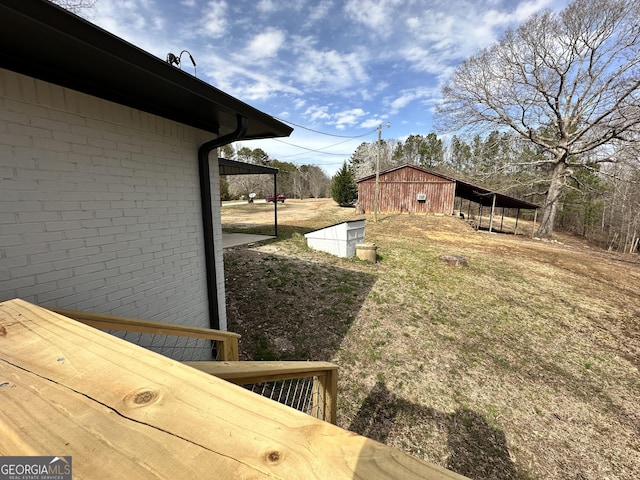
0;0;293;140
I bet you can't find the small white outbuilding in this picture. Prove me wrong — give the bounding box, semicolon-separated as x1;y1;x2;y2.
304;220;366;258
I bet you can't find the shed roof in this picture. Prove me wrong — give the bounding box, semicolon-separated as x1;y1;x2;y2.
219;158;279;176
0;0;293;140
356;164;456;184
454;179;538;210
357;164;538;210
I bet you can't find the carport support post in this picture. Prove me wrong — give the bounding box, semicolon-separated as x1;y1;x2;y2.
515;208;520;232
273;173;278;237
500;207;505;231
489;193;496;233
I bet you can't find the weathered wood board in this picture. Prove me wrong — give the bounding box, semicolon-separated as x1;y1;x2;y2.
0;299;468;479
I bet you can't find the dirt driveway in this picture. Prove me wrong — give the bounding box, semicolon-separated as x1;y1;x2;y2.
221;198;353;228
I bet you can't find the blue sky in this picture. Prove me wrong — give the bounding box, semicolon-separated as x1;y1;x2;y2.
81;0;571;175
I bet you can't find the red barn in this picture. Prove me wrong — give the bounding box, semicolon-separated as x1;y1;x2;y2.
357;164;456;214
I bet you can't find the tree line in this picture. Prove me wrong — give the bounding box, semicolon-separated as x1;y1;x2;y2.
219;145;331;201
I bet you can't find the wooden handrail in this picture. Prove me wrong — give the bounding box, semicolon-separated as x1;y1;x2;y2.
48;307;240;361
184;360;337;382
186;361;338;423
47;309;337;422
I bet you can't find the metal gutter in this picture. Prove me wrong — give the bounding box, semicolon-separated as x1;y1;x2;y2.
198;114;248;330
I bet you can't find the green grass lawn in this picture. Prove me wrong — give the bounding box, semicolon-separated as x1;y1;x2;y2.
223;203;640;480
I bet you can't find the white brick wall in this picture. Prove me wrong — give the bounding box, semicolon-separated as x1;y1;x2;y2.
0;69;227;331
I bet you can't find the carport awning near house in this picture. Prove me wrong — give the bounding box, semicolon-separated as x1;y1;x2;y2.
219;158;279;176
0;1;292;141
454;179;539;210
219;158;280;238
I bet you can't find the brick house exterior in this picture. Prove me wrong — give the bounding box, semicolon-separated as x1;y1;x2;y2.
1;71;217;327
0;1;291;332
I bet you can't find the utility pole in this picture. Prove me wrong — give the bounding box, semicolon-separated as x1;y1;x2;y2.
373;122;390;223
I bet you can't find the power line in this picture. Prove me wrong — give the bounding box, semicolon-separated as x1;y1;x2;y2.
272;138;354;156
271;129;378;158
275;117;377;139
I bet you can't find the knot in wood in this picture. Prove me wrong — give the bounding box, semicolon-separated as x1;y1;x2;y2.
123;387;162;408
265;450;284;465
134;390;157;404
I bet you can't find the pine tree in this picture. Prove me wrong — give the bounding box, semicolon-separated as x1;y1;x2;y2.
331;162;357;207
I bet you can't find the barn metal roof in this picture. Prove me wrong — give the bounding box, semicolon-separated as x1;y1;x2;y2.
357;164;538;210
453;178;539;210
0;0;293;140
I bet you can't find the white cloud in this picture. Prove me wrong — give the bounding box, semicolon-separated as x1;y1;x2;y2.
201;52;301;101
303;105;332;122
386;87;439;115
513;0;556;21
244;29;286;60
91;0;167;54
360;118;385;129
343;0;403;32
298;106;372;130
306;1;334;25
334;108;368;129
202;1;228;39
296;49;369;91
257;0;277;13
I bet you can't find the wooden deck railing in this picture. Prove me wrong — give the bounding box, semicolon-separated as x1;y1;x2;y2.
1;299;469;479
186;361;338;423
48;307;337;423
49;307;240;361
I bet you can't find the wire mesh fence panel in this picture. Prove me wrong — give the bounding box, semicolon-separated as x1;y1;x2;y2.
109;330;216;361
245;376;326;419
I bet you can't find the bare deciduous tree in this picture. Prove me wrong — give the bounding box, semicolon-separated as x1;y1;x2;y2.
437;0;640;237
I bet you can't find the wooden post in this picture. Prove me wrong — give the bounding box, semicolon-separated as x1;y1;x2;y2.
532;209;538;238
316;369;338;424
216;337;239;361
373;127;381;223
488;194;496;233
273;173;278;237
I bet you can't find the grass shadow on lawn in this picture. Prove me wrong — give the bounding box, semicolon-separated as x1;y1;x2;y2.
222;223;329;241
224;245;377;361
350;381;521;480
